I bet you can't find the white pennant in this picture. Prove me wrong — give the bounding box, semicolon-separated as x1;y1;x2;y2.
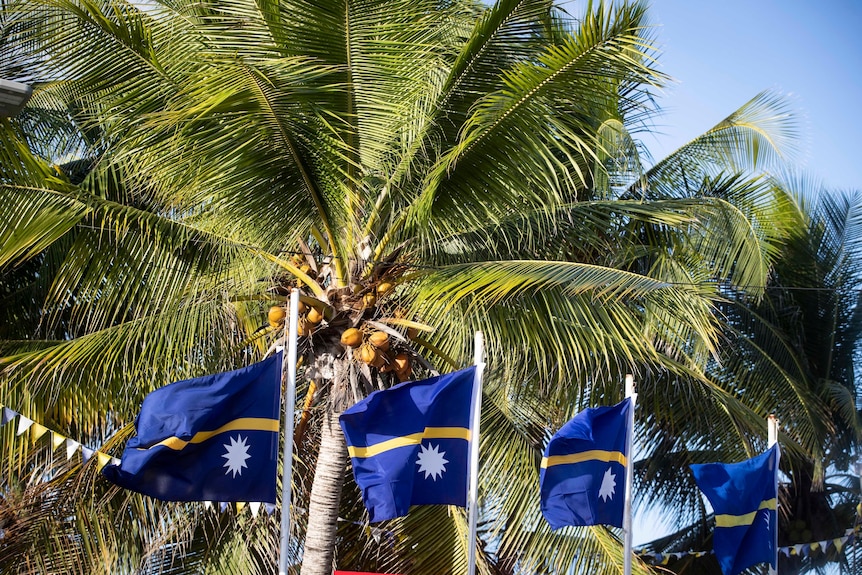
16;415;33;436
249;502;261;517
81;447;95;462
66;438;81;460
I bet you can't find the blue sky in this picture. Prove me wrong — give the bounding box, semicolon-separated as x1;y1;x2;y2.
643;0;862;191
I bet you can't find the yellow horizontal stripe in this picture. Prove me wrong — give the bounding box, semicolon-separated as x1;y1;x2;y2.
147;417;280;451
541;449;627;469
715;498;777;528
347;426;471;459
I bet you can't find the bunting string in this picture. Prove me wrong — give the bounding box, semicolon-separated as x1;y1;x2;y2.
637;525;862;565
0;403;119;469
0;403;274;515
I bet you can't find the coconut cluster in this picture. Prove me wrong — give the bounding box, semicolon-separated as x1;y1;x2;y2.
340;328;412;381
266;251;420;382
268;299;324;336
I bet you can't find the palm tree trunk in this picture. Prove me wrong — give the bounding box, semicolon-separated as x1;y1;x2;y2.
300;409;348;575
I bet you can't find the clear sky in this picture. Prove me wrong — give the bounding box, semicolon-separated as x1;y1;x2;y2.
643;0;862;191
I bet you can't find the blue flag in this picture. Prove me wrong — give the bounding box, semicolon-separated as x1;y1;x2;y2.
102;353;282;503
690;444;780;575
339;366;478;523
540;398;631;529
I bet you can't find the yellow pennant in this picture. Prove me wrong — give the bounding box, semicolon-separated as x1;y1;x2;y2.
833;538;845;553
96;452;112;470
31;422;49;441
52;431;67;450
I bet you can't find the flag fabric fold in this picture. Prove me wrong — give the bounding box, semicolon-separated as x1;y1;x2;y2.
339;366;477;523
690;444;780;575
539;398;631;529
102;353;282;503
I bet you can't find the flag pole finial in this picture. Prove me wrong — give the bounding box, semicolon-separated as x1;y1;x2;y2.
768;414;779;448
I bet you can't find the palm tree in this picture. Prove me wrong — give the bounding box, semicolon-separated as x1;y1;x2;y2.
636;183;862;573
0;0;826;573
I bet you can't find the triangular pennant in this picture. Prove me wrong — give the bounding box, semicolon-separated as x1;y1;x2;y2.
204;501;213;510
31;422;49;441
264;503;276;515
96;452;112;470
0;406;14;426
219;502;229;512
81;446;95;462
111;457;121;466
66;438;81;460
52;431;67;450
16;415;33;436
249;502;261;517
236;502;246;513
834;537;845;553
781;546;791;557
810;541;820;553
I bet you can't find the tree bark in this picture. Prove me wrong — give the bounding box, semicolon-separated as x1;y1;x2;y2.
300;409;348;575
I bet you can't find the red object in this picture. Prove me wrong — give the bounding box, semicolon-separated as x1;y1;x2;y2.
334;572;401;575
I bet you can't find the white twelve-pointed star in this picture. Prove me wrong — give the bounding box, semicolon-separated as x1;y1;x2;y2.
222;435;251;478
416;443;448;481
598;467;617;502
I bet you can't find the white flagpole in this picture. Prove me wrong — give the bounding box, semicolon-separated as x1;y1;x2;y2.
278;289;300;575
466;331;486;575
768;414;780;575
623;374;637;575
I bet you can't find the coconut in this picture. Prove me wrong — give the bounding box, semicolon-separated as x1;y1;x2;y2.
268;306;286;327
393;352;410;372
368;331;390;351
359;343;380;364
395;365;412;382
297;317;314;337
363;293;377;308
307;306;324;324
340;328;363;348
377;281;394;296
